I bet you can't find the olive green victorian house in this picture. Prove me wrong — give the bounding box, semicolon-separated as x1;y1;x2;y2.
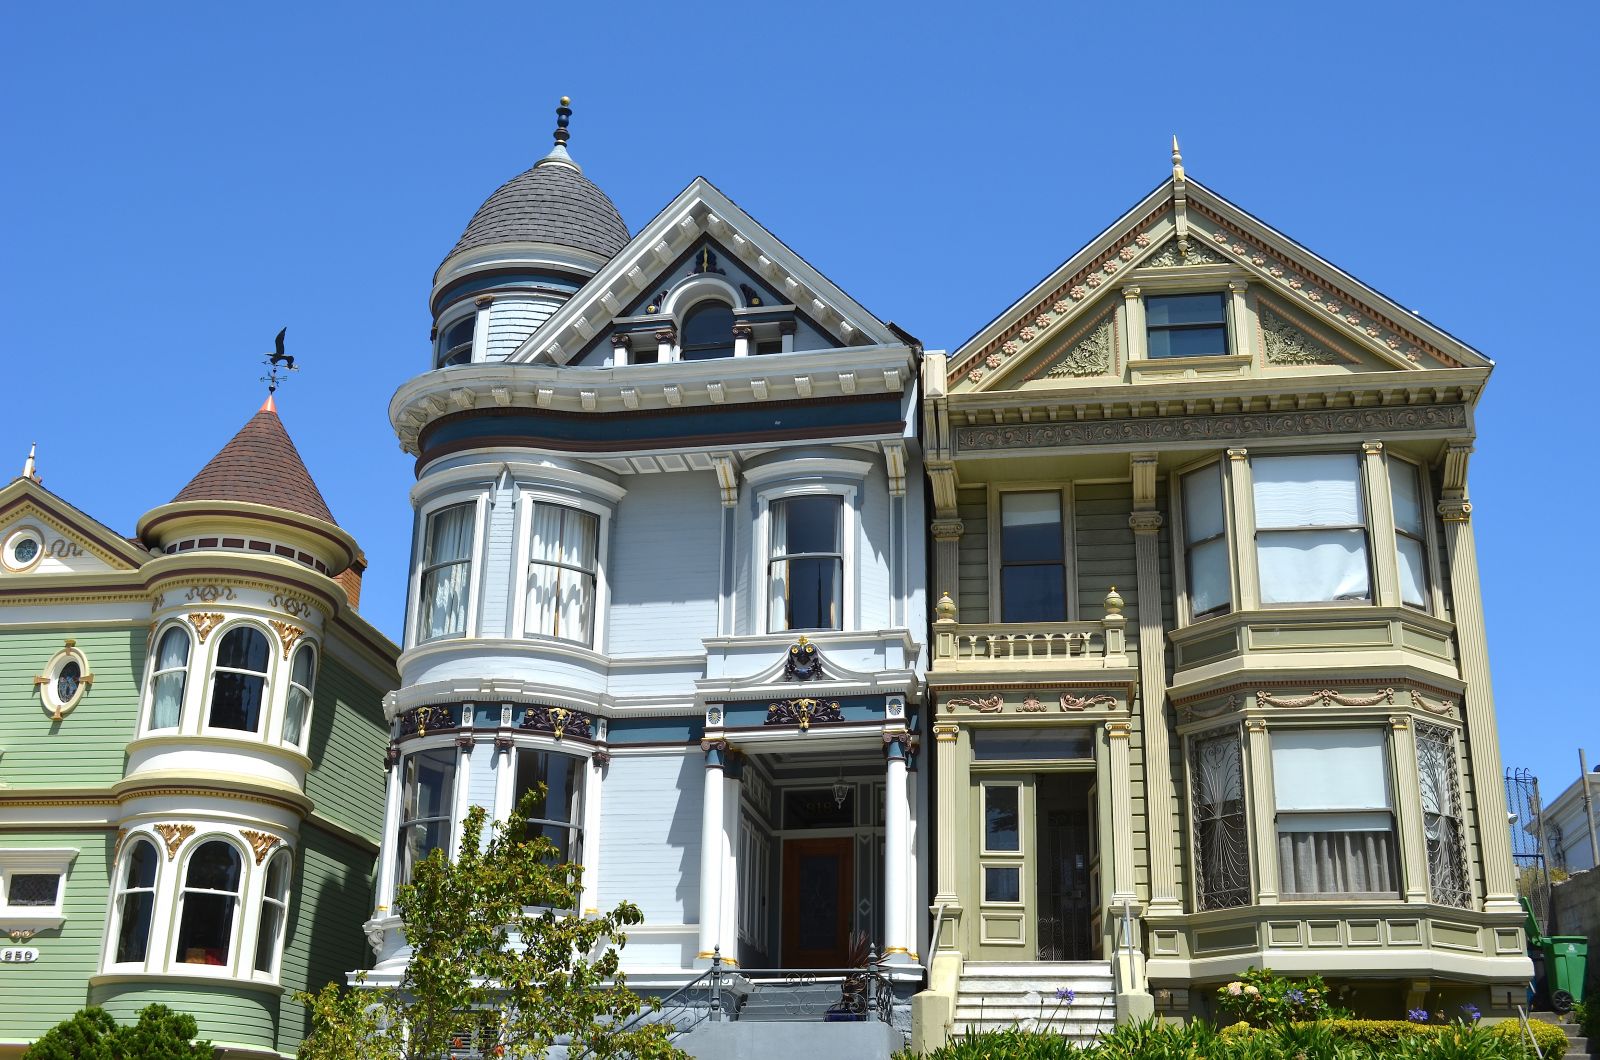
912;147;1526;1047
0;403;398;1058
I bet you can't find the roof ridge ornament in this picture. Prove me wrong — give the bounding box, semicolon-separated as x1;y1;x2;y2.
1171;135;1185;183
21;441;40;484
537;95;582;173
261;327;297;396
1170;134;1191;259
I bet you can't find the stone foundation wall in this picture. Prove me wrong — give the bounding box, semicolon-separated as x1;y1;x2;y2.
1551;868;1600;940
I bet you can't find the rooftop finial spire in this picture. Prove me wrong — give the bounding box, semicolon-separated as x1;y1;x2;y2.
21;442;39;483
538;95;581;171
261;327;296;397
1171;135;1185;183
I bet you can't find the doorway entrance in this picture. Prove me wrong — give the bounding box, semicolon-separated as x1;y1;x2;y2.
780;836;855;967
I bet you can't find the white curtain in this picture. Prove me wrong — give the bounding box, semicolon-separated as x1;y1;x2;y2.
1254;452;1370;604
1390;461;1429;607
526;504;564;636
1278;828;1397;894
422;505;473;639
282;646;314;746
149;627;189;730
526;505;598;643
1273;728;1397;895
1182;464;1231;615
767;499;789;631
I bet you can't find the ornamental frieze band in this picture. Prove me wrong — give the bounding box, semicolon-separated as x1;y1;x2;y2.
954;403;1468;453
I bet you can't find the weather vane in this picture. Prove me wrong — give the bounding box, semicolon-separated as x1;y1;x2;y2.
261;327;297;394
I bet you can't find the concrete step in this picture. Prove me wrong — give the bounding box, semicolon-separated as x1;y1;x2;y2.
953;960;1116;1040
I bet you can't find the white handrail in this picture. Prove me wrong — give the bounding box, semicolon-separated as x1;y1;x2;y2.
925;903;947;975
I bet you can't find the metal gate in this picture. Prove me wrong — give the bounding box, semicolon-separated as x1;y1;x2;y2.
1505;766;1553;929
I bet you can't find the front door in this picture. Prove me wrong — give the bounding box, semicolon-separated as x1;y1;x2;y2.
781;836;854;967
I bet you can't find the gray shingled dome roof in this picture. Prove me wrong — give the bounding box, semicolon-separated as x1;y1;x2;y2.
446;160;629;264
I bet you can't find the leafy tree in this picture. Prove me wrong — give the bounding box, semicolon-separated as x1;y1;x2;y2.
300;795;683;1059
28;1004;211;1060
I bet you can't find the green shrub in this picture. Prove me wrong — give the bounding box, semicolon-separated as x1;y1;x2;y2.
1578;985;1599;1042
1215;966;1344;1026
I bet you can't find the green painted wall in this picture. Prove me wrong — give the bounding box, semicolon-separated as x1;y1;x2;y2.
303;655;389;843
0;828;112;1045
0;626;143;789
91;982;280;1055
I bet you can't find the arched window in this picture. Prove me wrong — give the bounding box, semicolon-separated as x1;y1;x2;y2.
437;315;475;367
147;627;191;730
680;301;736;360
209;626;270;732
282;644;316;747
253;849;291;974
112;838;158;964
175;840;242;967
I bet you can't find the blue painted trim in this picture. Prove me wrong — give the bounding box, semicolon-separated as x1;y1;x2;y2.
716;693;887;728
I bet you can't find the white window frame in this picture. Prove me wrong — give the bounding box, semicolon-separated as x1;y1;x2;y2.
987;482;1076;624
1270;725;1400;901
201;620;275;738
103;835;160;970
142;622;193;733
409;492;488;648
171;835;248;976
281;641;317;751
756;483;857;635
1250;450;1375;608
394;739;462;889
510;487;612;653
0;848;77;932
1172;456;1236;624
434;305;482;368
1387;453;1446;616
251;847;293;980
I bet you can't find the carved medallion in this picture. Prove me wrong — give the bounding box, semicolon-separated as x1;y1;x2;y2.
398;704;457;738
154;823;196;861
765;698;844;730
784;636;825;682
1019;696;1046;712
1139;237;1222;268
521;705;594;740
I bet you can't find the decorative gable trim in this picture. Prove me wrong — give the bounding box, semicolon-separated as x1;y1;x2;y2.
1257;302;1354;367
0;485;147;572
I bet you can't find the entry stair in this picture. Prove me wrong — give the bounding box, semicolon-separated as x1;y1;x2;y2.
1530;1010;1593;1056
953;961;1116;1044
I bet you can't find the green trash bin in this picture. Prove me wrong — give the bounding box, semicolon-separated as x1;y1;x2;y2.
1540;934;1587;1014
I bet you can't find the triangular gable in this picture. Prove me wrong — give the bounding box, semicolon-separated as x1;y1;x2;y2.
508;176;900;365
955;174;1493;392
0;478;148;575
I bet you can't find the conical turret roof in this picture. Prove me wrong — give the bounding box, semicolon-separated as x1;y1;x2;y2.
173;395;336;524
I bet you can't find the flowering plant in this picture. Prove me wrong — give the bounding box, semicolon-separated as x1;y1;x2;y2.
1215;967;1343;1027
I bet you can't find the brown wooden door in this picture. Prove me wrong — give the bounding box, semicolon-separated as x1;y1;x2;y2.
780;836;854;967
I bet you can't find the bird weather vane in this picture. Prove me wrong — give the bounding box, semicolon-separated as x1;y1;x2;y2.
261;327;298;394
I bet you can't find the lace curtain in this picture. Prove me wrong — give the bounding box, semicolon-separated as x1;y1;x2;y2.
525;504;598;644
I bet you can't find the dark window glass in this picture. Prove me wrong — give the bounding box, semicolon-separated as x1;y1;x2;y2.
398;747;456;885
769;496;843;632
1146;293;1228;359
8;873;59;906
13;537;38;564
680;302;736;360
175;841;241;966
984;786;1021;852
209;626;270;731
513;749;584;864
116;840;159;963
972;728;1093;761
438;316;475;367
1000;492;1066;622
55;661;82;705
984;865;1021;903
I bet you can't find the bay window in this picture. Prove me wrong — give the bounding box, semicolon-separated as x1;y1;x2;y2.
208;625;270;732
1253;453;1371;605
768;495;843;632
1190;728;1250;909
512;748;584;864
419;503;474;641
147;626;190;730
999;491;1066;622
397;747;457;886
175;840;243;966
525;503;599;645
1389;458;1432;610
282;644;315;747
253;849;291;974
1272;728;1398;898
112;839;158;964
1180;463;1231;618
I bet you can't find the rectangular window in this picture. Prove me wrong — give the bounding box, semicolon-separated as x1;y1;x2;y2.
999;491;1066;622
512;748;584;865
525;503;599;645
768;495;843;632
1390;459;1431;610
983;785;1021;853
1146;293;1229;359
1190;728;1250;910
397;747;456;886
418;503;474;641
984;865;1021;903
1253;453;1371;604
1181;463;1231;618
1416;723;1471;908
1272;728;1398;898
6;873;60;907
972;728;1093;762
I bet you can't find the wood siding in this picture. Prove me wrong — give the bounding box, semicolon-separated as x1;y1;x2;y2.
607;472;721;655
0;626;143;789
597;750;703;923
303;655;390;843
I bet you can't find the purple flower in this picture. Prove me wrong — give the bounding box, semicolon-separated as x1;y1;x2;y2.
1460;1003;1481;1022
1055;988;1076;1002
1407;1008;1429;1023
1287;990;1305;1004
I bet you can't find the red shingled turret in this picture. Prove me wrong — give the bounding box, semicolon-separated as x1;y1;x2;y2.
172;395;337;525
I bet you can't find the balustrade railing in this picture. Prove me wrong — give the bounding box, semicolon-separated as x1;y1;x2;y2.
931;588;1130;666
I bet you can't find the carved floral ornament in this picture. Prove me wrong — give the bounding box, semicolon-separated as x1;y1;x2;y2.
1181;685;1457;720
944;692;1118;714
268;620;306;660
153;823;196;861
187;612;225;643
765;697;844;730
240;829;283;865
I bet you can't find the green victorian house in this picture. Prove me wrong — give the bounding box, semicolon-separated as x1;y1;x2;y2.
0;400;398;1058
912;145;1527;1048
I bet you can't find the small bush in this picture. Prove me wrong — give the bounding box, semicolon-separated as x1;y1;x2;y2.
1215;966;1344;1026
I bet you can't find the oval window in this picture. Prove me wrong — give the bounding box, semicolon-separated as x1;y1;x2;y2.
2;527;44;573
14;537;39;564
56;661;82;704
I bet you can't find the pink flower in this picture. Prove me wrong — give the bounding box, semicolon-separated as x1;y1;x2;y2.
1035;315;1052;329
1227;982;1244;996
1020;326;1038;340
968;368;984;382
1053;300;1072;313
1002;340;1019;355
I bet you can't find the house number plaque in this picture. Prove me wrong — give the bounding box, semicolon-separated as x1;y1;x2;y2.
1;947;39;963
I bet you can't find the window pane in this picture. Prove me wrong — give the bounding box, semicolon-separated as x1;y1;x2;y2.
783;788;856;829
157;627;190;670
125;841;158;889
1188;537;1232;616
1182;464;1226;543
398;821;451;885
1146;293;1226;327
186;842;242;892
1000;565;1066;622
150;672;185;730
514;748;584;863
217;627;270;672
8;873;59;906
681;301;736;360
443;317;474;350
782;496;841;554
1389;460;1425;536
1396;535;1429;609
1272;728;1392;811
402;748;456;821
1000;492;1062;562
209;672;266;731
283;687;310;745
425;504;474;565
1278;827;1397;896
1257;528;1370;603
971;728;1092;761
984;786;1020;852
1148;325;1228;359
1191;730;1251;910
558;508;599;569
1253;454;1364;528
777;557;841;630
421;562;469;639
984;866;1021;903
253;902;284;973
117;891;154;963
176;892;236;964
291;646;315;686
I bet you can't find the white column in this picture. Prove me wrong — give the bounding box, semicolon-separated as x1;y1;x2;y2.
494;736;516;826
1123;286;1147;362
1226;449;1259;611
609;334;631;368
719;755;742;962
1107;721;1138;902
697;742;726;963
581;752;606;915
884;734;912;962
656;327;676;364
449;738;472;859
375;753;404;911
732;323;752;358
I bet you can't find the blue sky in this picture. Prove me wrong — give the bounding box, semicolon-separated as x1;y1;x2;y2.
2;3;1594;794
